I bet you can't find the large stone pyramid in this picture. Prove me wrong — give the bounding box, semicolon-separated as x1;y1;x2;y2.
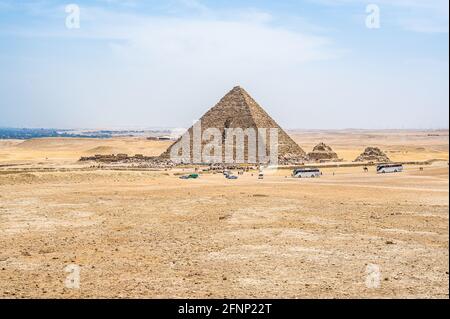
161;86;306;164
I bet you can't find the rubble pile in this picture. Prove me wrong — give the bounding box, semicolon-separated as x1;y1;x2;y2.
80;154;175;168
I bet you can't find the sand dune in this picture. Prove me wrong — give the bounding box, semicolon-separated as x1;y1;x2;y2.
0;137;173;165
84;146;116;154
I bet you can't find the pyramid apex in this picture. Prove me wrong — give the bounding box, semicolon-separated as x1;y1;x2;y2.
230;85;250;96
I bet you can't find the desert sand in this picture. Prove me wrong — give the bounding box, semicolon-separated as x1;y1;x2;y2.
0;130;448;298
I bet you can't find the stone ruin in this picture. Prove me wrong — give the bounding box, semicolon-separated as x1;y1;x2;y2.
160;86;306;164
80;154;175;168
307;142;341;162
80;154;135;163
354;147;391;163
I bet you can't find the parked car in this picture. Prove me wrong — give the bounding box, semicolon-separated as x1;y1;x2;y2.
179;174;199;179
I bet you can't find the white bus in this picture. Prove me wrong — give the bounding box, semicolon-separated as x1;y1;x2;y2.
292;168;321;178
376;164;403;174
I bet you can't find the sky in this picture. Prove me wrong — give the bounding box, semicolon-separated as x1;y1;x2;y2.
0;0;448;129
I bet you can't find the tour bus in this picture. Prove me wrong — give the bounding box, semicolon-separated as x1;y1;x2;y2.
292;168;321;178
376;164;404;174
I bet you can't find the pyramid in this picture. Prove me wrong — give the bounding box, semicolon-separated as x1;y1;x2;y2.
161;86;306;164
354;147;391;163
307;142;340;162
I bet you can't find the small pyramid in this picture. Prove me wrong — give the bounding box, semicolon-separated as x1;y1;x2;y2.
354;147;391;163
161;86;306;163
308;142;339;162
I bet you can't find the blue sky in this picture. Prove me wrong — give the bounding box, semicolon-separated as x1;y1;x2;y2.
0;0;448;129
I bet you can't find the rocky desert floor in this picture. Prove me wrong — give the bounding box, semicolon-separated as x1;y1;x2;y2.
0;130;448;298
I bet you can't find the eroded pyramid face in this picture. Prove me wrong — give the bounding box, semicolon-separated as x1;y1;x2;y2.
162;86;306;164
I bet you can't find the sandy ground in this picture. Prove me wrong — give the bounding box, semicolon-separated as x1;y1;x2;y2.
0;130;448;299
0;137;172;166
0;129;448;165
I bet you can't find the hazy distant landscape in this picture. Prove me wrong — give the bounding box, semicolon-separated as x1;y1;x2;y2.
0;128;173;140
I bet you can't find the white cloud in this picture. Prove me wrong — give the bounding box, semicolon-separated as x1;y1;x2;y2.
111;19;335;66
2;4;337;64
0;1;447;129
0;3;341;128
309;0;449;33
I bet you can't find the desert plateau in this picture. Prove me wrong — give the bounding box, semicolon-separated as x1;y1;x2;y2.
0;129;448;298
